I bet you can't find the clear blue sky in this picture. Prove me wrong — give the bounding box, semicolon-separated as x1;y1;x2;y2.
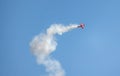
1;0;120;76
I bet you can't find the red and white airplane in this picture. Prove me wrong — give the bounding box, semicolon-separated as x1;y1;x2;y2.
78;23;85;29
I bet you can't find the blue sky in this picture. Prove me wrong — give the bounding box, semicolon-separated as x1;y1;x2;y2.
1;0;120;76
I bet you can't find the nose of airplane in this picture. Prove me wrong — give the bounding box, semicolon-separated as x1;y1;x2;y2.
80;24;85;29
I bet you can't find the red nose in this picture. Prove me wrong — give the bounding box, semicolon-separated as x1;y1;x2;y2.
80;24;85;29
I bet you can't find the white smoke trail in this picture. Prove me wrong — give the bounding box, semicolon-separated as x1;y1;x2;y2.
30;24;78;76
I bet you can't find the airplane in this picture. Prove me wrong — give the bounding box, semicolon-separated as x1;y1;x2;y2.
78;23;85;29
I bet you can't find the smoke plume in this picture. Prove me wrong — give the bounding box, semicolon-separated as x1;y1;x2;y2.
30;24;78;76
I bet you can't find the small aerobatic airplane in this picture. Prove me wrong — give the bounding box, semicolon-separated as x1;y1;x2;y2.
78;23;85;29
